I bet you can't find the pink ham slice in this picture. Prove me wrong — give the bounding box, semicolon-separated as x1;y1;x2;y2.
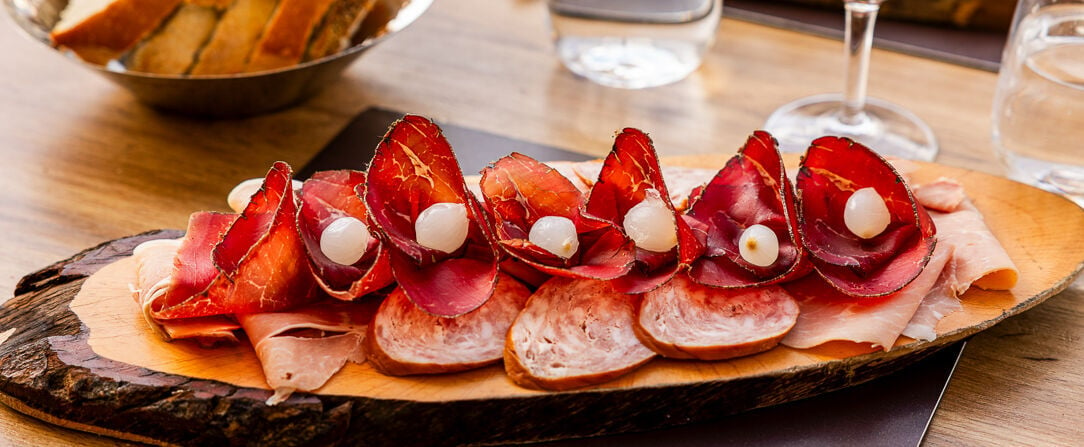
297;169;394;300
635;274;799;360
504;277;656;391
365;274;531;375
131;237;240;347
781;241;953;351
237;299;380;405
902;256;962;341
928;200;1019;292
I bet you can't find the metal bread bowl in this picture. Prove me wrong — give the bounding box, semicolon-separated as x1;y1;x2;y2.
4;0;432;117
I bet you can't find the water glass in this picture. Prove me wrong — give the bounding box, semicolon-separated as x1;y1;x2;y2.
993;0;1084;206
546;0;722;89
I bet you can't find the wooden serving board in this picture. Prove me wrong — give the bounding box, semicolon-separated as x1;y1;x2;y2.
1;160;1082;446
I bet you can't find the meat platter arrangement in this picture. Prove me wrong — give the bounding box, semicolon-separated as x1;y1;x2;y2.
3;114;1082;446
127;114;1020;398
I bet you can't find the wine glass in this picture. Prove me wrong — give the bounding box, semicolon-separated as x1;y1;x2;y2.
763;0;938;161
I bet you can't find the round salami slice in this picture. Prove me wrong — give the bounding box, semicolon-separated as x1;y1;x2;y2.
504;277;656;391
479;152;634;281
584;128;700;293
634;274;799;360
365;274;531;376
685;131;809;288
796;136;936;296
297;170;394;300
364;115;499;317
154;162;318;319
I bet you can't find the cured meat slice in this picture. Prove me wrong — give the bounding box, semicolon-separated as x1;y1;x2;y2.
365;274;531;375
928;201;1018;292
584;128;699;293
796;137;936;296
635;274;799;360
153;162;318;319
901;256;962;341
237;299;380;405
297;170;394;300
565;161;714;210
913;178;967;213
781;241;953;350
131;237;240;347
685;131;808;288
504;277;656;391
364;115;499;317
479;153;634;281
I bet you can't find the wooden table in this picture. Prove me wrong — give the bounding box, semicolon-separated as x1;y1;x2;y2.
0;0;1080;445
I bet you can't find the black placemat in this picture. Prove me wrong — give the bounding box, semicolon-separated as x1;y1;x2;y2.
300;107;966;446
727;0;1008;72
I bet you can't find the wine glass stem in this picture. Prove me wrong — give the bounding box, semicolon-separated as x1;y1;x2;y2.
841;1;883;126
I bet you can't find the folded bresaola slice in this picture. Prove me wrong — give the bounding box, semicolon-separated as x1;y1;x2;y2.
298;170;394;299
152;162;318;319
479;153;634;281
505;277;656;391
584;128;700;293
131;233;240;347
365;274;531;375
364;115;499;317
685;131;808;288
237;299;380;405
797;137;936;296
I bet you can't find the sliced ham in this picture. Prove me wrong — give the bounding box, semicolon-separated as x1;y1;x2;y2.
635;274;799;360
131;224;240;347
913;178;967;213
237;299;380;405
781;241;953;351
902;255;962;341
504;277;656;391
685;131;808;288
364;115;499;317
796;137;936;297
929;201;1018;292
584;128;699;293
297;169;394;300
365;274;531;375
480;152;634;281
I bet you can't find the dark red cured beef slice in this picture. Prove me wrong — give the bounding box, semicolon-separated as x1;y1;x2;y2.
479;152;633;281
584;128;699;293
154;162;318;319
797;136;936;297
364;115;499;317
685;131;808;288
154;212;234;313
297;170;394;300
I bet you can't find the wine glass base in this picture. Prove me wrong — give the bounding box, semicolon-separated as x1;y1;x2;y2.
764;94;939;162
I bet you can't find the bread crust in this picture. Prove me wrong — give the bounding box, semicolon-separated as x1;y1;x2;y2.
245;0;336;72
51;0;183;64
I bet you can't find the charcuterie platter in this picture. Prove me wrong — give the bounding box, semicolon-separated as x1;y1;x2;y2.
1;117;1082;446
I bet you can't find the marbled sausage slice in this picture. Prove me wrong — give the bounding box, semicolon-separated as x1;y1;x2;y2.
504;277;655;390
635;274;799;360
365;274;530;375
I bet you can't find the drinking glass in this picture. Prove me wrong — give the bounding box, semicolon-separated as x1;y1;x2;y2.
546;0;722;89
763;0;938;161
993;0;1084;207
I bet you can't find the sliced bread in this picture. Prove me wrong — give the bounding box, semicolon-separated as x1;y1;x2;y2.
189;0;278;75
127;3;219;74
304;0;376;61
51;0;183;64
245;0;337;72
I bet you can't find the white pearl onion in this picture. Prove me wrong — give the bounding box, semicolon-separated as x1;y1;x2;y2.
738;224;779;267
844;187;891;239
320;216;371;266
624;189;678;253
415;202;469;253
528;216;579;259
227;178;304;213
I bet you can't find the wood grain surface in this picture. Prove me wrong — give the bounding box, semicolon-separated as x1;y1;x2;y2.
1;0;1082;445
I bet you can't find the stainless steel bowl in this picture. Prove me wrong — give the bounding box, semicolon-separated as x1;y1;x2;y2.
4;0;432;117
